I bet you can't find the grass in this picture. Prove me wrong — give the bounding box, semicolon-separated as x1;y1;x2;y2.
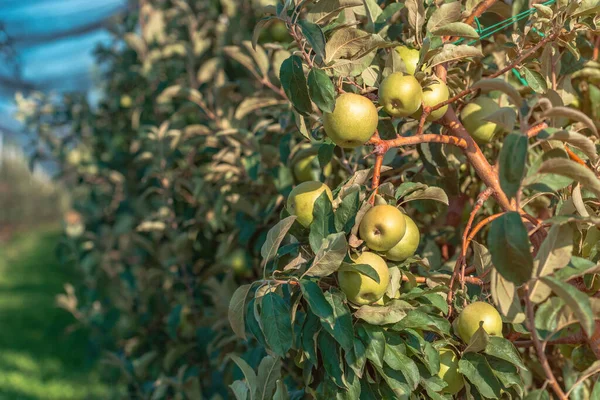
0;227;111;399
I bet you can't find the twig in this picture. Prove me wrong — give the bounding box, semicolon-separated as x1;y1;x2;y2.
527;122;548;138
524;285;568;400
370;153;384;204
464;0;500;26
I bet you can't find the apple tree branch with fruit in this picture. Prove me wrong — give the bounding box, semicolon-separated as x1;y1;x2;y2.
229;0;600;398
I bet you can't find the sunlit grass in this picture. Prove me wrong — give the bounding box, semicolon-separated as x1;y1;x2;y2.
0;228;112;399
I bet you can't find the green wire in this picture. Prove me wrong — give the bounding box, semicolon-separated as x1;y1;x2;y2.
451;0;556;87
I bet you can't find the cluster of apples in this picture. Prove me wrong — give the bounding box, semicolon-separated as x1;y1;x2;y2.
285;181;505;395
322;45;504;149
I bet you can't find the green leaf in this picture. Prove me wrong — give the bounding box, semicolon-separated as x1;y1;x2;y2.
471;79;523;108
485;337;527;370
487;212;534;285
357;324;386;368
400;186;449;206
362;0;383;32
246;299;267;347
306;0;363;25
261;216;297;265
300;279;334;320
322;290;354;351
405;0;425;34
472;241;492;283
255;355;282;400
345;338;367;378
426;2;462;32
458;353;503;398
555;256;600;281
309;191;335;252
230;355;257;395
335;189;360;233
491;269;526;323
483;107;517;132
529;224;573;303
534;297;565;339
536;158;600;200
338;262;380;283
524;389;550;400
305;232;347;277
523;67;547;94
426;44;483;69
307;68;335;113
383;342;419;390
318;141;335;169
392;310;451;335
260;292;293;357
301;311;321;363
544;130;598;162
463;325;490;353
543;107;599;137
432;22;480;38
252;17;274;50
318;331;346;388
279;55;312;116
540;276;595;336
229;284;254;339
377;365;412;397
324;28;393;64
499;133;528;199
354;300;414;325
272;380;289;400
375;3;404;31
487;358;524;397
298;21;326;61
230;380;249;400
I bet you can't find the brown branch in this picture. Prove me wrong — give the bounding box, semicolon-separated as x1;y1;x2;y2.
431;31;560;112
527;122;548;138
370;133;468;154
370;153;384;204
524;286;568;400
441;108;513;211
402;274;483;285
588;321;600;360
465;0;499;26
514;331;590;348
594;35;600;61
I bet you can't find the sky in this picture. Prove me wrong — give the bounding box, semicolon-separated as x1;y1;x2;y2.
0;0;127;145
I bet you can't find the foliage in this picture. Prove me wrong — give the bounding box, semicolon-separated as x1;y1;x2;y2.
15;0;600;399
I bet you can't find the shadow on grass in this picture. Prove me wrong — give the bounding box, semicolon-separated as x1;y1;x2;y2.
0;228;111;400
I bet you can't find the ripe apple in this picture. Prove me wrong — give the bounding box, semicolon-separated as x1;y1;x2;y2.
456;301;503;344
384;215;420;261
411;78;450;121
291;148;332;183
438;348;465;395
338;251;390;305
323;93;379;148
379;72;423;118
359;205;407;251
286;181;333;227
459;97;502;144
394;46;420;75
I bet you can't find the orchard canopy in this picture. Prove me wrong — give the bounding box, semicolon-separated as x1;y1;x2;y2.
17;0;600;399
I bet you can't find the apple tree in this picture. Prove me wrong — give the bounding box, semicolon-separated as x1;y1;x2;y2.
228;0;600;398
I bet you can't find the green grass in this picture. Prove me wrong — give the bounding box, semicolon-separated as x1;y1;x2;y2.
0;228;110;399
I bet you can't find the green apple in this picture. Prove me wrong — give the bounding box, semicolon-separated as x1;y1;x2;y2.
338;252;390;305
411;78;449;121
379;72;423;118
359;205;407;251
384;215;420;261
438;348;465;395
323;93;379;148
291;148;333;183
394;46;420;75
120;95;133;108
459;97;502;144
269;20;292;42
228;248;251;277
456;301;503;344
286;181;333;227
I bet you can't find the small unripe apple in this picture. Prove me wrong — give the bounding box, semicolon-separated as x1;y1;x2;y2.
120;95;133;108
286;181;333;227
460;97;502;144
456;301;503;344
384;215;420;261
323;93;379;148
228;248;251;277
394;46;420;75
269;20;292;42
411;78;449;121
359;205;407;251
338;252;390;305
379;72;423;118
438;348;465;395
